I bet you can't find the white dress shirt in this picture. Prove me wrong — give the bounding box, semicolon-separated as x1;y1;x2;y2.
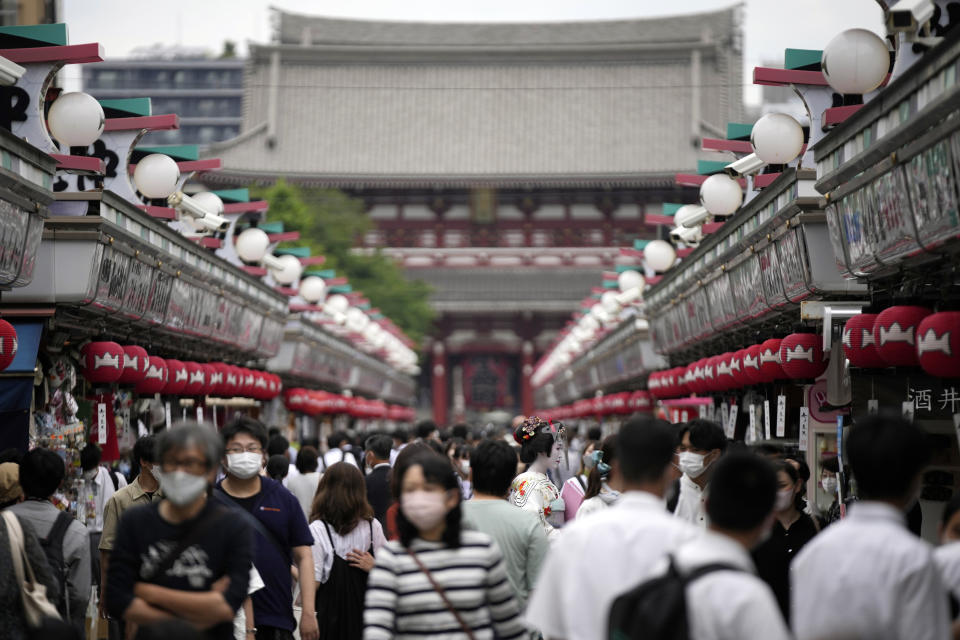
934;542;960;606
672;530;790;640
792;501;951;640
525;491;699;640
674;474;708;529
84;465;126;533
323;447;359;469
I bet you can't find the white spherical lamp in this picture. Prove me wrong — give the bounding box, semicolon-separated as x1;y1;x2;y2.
47;92;105;147
346;308;370;332
325;294;350;315
133;154;181;199
751;113;805;164
699;174;743;216
821;28;889;95
601;290;621;314
299;276;326;304
644;239;677;272
234;227;270;263
617;269;645;293
191;192;225;216
363;323;382;342
269;254;303;286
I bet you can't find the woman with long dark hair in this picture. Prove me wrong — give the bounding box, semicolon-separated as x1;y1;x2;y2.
363;453;525;639
559;439;598;522
309;462;386;639
576;435;623;519
509;417;566;540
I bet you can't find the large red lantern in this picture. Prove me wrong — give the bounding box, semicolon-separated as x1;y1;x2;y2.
240;369;256;398
689;359;706;394
252;371;270;399
163;359;188;395
81;341;125;384
0;319;17;371
134;356;168;395
225;366;242;397
647;372;662;397
874;306;932;367
741;345;765;385
200;363;218;396
758;339;785;381
779;333;828;379
182;362;206;396
730;349;750;387
715;352;737;391
842;314;885;368
673;367;689;396
629;390;653;412
702;356;720;392
284;388;308;413
916;312;960;377
118;345;149;385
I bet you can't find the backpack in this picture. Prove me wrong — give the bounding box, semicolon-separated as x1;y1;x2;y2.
607;555;741;640
39;511;74;618
107;467;120;491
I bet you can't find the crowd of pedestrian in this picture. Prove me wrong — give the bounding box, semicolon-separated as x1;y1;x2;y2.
1;411;958;639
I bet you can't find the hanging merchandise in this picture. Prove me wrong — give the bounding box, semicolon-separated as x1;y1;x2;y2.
80;341;125;384
0;319;17;371
134;356;168;395
916;312;960;377
842;314;885;368
779;333;828;379
118;345;149;385
162;359;188;395
873;306;932;367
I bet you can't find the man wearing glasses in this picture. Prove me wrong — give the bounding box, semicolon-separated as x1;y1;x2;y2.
215;417;319;640
106;422;253;640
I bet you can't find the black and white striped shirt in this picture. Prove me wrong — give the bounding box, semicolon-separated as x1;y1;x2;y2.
364;530;526;639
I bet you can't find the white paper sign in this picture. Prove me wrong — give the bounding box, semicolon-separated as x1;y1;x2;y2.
776;395;787;438
868;399;879;415
97;403;107;444
749;404;757;440
953;414;960;454
699;404;708;419
196;406;204;423
165;401;171;430
799;407;809;451
902;401;915;422
726;404;738;439
764;400;772;440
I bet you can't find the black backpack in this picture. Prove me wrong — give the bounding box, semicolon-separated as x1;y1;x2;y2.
608;555;741;640
39;511;74;618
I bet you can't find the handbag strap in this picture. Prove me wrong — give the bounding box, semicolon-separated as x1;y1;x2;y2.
4;511;40;588
406;548;476;640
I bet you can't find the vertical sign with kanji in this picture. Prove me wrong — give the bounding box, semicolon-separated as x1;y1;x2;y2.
798;407;809;452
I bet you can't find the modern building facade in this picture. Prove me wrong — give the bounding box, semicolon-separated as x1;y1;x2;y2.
83;48;243;146
204;8;744;424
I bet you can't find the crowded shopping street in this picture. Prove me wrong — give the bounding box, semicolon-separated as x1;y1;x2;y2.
0;0;959;638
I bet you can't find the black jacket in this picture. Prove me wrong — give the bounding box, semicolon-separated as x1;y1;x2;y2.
365;464;392;529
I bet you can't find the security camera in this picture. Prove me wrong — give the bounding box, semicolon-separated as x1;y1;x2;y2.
168;192;228;230
615;287;643;306
262;254;285;270
887;0;935;32
676;205;710;229
671;225;703;246
0;56;25;86
724;153;765;178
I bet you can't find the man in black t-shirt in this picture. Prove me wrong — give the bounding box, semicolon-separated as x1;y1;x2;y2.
107;423;252;640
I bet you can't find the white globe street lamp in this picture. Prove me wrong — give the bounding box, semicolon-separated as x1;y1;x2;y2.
821;28;890;95
269;254;303;286
751;113;805;164
644;240;677;272
132;153;180;199
299;276;327;304
47;92;105;147
699;174;743;217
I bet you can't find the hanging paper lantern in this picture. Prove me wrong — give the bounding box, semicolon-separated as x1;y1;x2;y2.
0;320;17;371
688;359;706;394
226;365;243;397
702;356;720;392
117;345;149;385
647;372;662;397
266;374;281;399
741;345;765;385
284;388;308;413
81;341;125;384
200;363;219;397
873;306;932;367
842;314;885;368
759;338;786;381
730;350;749;387
253;371;270;399
630;390;653;412
181;362;206;396
715;352;737;391
242;369;257;398
208;363;230;396
779;333;828;379
134;356;168;395
916;312;960;378
673;367;689;396
162;359;188;395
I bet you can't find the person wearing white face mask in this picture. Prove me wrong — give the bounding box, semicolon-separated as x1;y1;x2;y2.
98;435;163;639
751;460;819;625
214;417;319;640
674;420;727;528
364;453;526;639
105;422;254;640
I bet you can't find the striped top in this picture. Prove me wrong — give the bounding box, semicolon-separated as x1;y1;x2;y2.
364;530;526;640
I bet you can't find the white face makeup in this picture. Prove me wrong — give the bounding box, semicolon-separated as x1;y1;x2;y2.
550;440;564;468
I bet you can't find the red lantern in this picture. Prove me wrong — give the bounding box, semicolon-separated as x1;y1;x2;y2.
163;359;188;395
715;352;737;391
741;344;765;385
266;374;281;399
630;390;653;412
182;362;206;396
118;345;149;385
842;314;885;368
779;333;828;379
134;356;168;395
81;341;125;384
284;388;307;413
730;350;749;387
758;339;785;381
0;319;17;371
689;359;706;394
916;312;960;377
673;367;689;396
874;306;932;367
225;366;242;397
252;371;270;399
241;369;256;397
198;364;217;396
647;372;661;397
702;356;720;392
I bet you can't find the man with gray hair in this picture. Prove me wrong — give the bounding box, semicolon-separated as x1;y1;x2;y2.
106;422;254;640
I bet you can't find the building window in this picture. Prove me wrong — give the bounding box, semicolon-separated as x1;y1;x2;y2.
532;231;552;247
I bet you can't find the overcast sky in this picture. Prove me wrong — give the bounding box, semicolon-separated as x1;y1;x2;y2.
61;0;885;102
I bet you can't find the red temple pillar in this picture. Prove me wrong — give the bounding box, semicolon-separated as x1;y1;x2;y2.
431;341;448;427
521;340;535;417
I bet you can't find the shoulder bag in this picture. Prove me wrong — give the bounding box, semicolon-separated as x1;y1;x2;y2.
2;511;62;627
406;548;476;640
